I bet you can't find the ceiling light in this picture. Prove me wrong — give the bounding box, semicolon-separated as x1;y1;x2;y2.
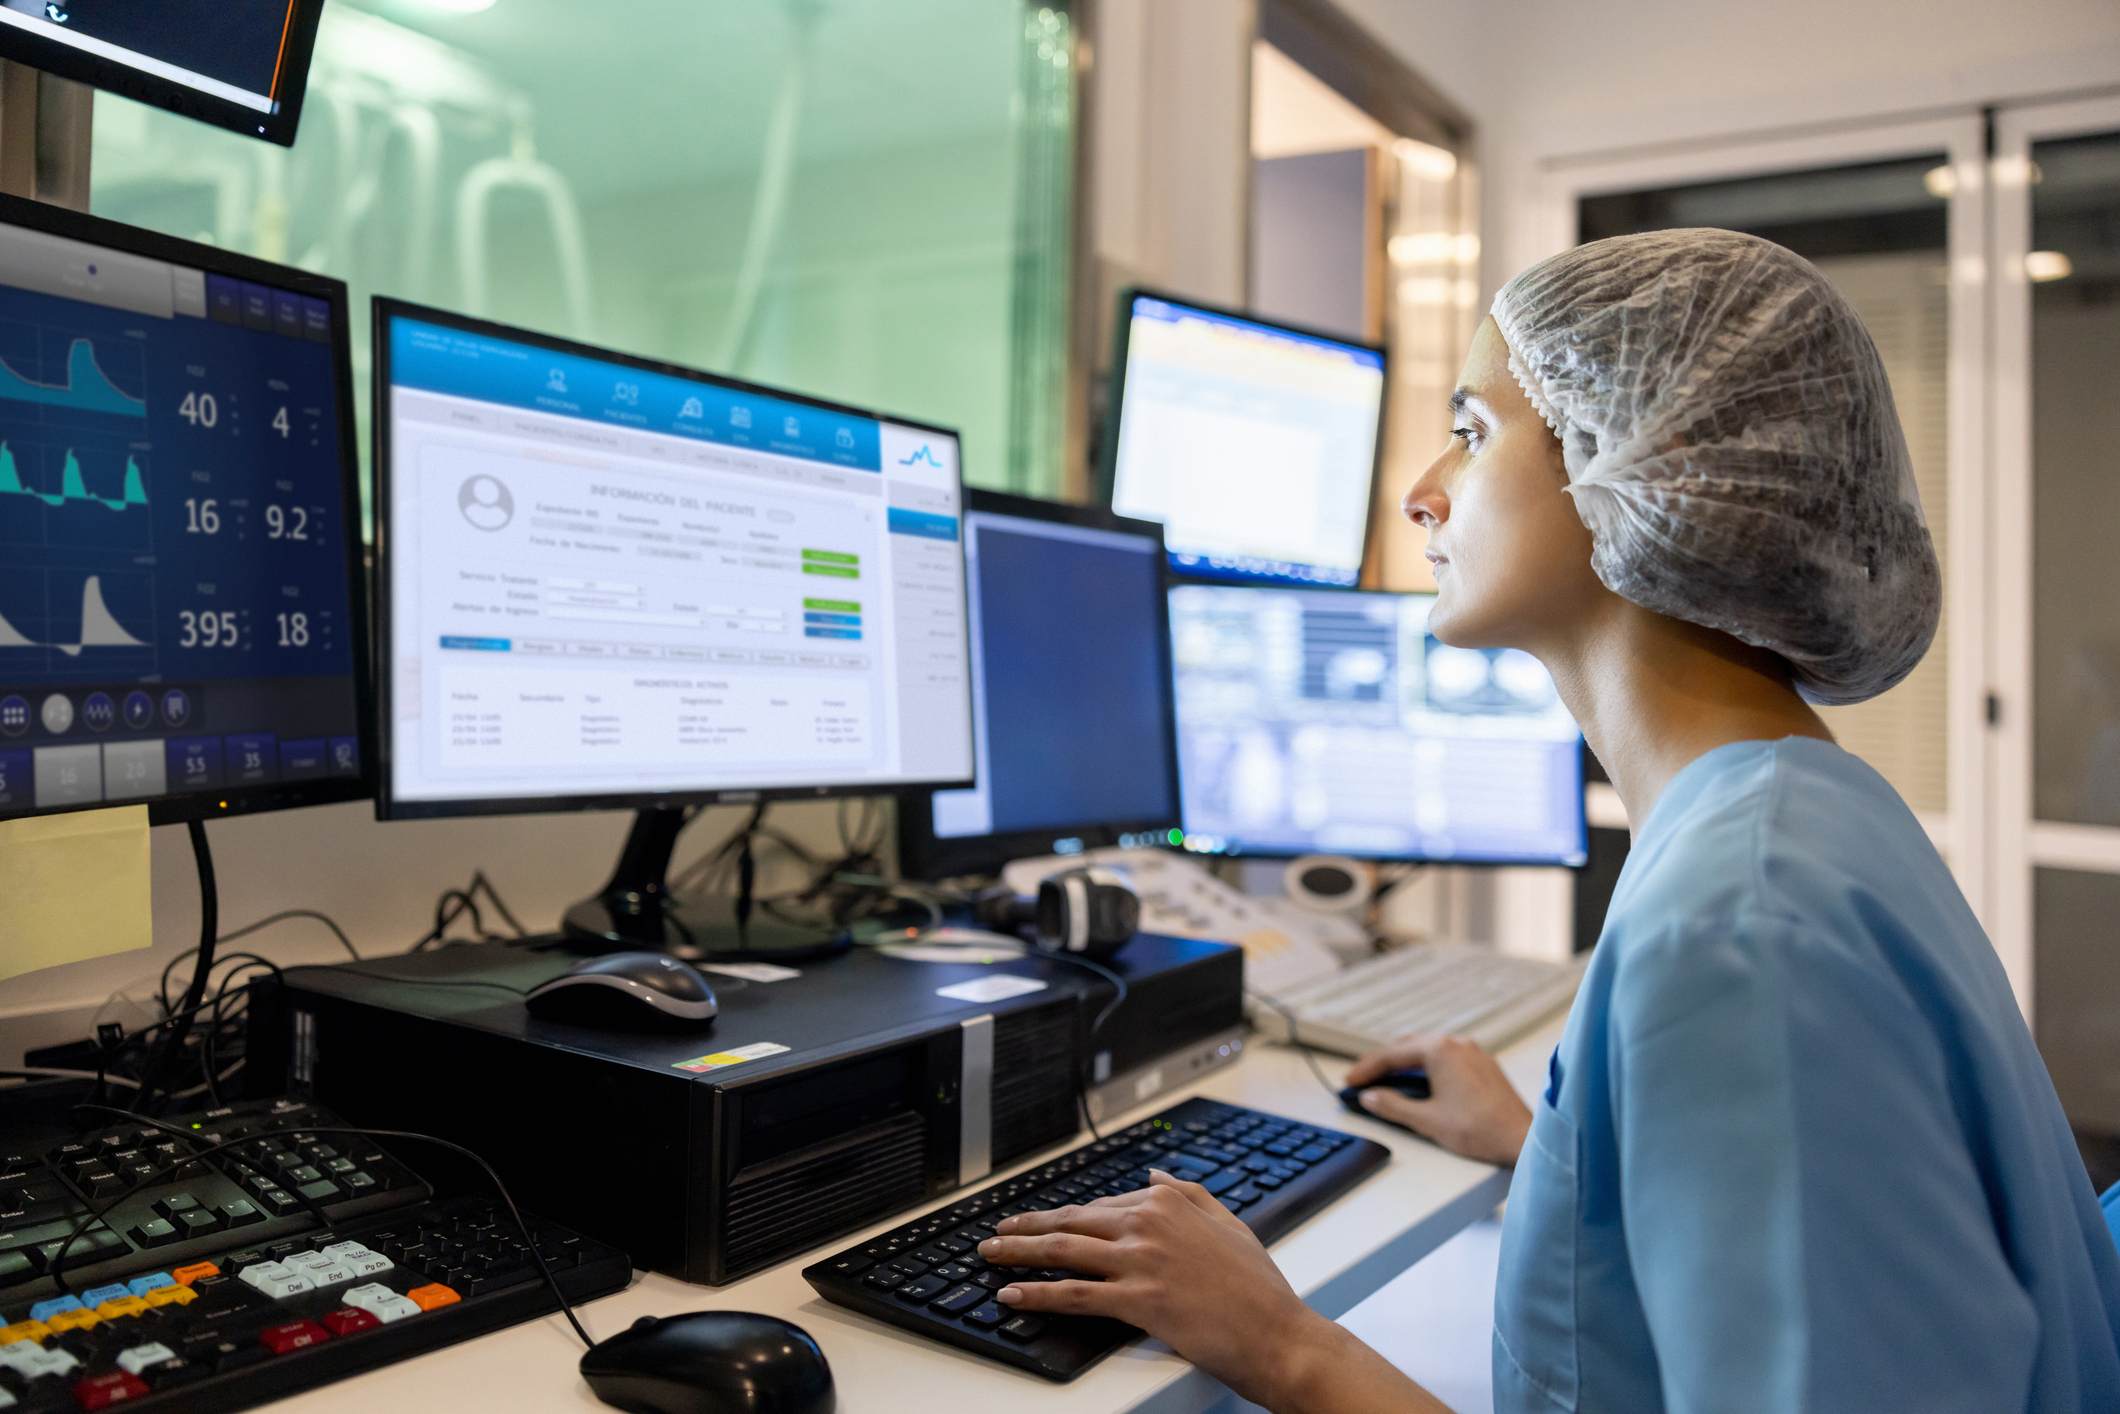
1393;139;1458;180
1922;164;1956;199
2025;250;2072;283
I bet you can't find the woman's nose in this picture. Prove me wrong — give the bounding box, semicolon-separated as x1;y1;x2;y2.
1402;460;1449;529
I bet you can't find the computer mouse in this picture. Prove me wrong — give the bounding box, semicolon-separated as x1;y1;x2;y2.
1339;1066;1431;1120
580;1311;834;1414
524;952;718;1029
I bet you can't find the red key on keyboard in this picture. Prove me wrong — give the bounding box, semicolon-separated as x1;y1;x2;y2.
322;1307;381;1338
259;1319;332;1354
73;1371;151;1408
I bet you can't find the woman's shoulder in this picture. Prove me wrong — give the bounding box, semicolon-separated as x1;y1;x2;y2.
1603;738;1948;957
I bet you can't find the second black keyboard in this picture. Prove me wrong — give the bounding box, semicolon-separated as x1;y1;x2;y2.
802;1096;1388;1381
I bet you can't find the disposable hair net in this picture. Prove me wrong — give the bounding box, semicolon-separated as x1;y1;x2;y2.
1490;227;1941;706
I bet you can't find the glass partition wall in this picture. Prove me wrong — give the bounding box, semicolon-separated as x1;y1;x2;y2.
87;0;1078;522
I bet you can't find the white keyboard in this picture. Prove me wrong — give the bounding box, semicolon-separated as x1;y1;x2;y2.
1249;942;1585;1058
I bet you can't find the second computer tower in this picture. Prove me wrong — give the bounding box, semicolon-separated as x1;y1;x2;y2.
253;947;1081;1285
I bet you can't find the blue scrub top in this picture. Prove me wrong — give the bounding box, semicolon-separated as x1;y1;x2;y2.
1493;738;2120;1412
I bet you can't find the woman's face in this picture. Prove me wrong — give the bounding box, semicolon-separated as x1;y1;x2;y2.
1402;316;1604;652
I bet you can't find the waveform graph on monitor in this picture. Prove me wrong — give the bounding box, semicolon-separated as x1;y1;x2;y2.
0;437;155;554
0;320;147;421
0;569;156;675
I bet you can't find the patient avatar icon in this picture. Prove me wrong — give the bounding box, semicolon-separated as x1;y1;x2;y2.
458;475;515;532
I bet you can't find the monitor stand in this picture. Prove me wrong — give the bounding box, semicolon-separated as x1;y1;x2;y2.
561;806;851;962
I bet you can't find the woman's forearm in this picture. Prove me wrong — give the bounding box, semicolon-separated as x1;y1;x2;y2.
1266;1313;1457;1414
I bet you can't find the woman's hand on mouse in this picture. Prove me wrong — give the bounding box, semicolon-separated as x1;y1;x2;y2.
977;1173;1444;1412
1345;1033;1532;1167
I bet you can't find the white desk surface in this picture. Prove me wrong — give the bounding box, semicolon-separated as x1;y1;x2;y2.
268;1022;1563;1413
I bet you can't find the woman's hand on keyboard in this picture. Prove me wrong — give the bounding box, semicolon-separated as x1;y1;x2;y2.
978;1173;1363;1409
1346;1034;1531;1167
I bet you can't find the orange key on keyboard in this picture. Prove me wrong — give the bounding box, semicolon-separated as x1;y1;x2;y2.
405;1283;459;1311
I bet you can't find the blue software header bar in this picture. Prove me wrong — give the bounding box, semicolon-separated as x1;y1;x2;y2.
1130;296;1384;371
389;318;883;472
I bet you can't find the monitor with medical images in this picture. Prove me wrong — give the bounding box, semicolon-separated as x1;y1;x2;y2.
1105;290;1385;588
901;490;1181;880
0;195;368;823
374;301;977;821
1168;583;1588;865
0;0;328;146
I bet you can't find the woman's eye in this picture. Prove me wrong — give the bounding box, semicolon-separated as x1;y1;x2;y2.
1452;426;1480;449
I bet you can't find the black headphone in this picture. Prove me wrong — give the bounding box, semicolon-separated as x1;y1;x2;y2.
976;866;1140;961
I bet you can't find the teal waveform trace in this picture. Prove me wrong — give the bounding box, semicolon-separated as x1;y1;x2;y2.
0;441;148;511
897;445;945;469
0;336;147;417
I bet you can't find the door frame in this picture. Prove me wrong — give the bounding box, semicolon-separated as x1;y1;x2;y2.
1535;115;1993;924
1990;92;2120;1020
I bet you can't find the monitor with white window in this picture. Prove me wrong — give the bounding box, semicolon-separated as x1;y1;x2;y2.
374;300;975;952
1104;290;1385;588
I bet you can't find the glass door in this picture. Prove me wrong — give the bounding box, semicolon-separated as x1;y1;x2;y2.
1544;117;1991;929
1992;96;2120;1159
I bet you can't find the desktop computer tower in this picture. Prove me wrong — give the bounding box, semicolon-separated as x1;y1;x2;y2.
254;946;1083;1286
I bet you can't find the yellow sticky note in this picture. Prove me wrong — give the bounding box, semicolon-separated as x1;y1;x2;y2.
0;805;152;983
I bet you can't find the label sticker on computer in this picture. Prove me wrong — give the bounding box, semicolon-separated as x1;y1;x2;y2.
935;976;1047;1004
671;1042;790;1074
700;962;801;984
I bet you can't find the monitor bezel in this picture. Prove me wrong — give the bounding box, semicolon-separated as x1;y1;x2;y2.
0;0;329;147
372;297;978;823
896;489;1184;881
1167;580;1591;870
1098;285;1389;590
0;191;374;826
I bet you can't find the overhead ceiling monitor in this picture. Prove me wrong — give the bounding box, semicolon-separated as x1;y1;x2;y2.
0;192;369;822
1168;583;1587;866
0;1;329;145
375;300;976;953
1104;289;1385;588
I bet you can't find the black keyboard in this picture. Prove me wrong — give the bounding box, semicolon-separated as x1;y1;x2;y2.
802;1097;1388;1381
0;1097;629;1411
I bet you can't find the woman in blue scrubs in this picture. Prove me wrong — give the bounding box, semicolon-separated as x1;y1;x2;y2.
976;229;2120;1411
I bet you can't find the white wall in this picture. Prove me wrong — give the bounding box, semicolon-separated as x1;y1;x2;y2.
1337;0;2120;295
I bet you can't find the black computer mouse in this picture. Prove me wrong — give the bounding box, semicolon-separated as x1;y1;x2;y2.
581;1311;834;1414
524;952;718;1029
1339;1066;1431;1119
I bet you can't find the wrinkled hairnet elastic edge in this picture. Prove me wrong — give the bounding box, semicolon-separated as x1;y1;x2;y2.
1489;299;1567;444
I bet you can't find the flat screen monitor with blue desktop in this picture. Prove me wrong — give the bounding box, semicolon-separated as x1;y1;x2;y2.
373;300;977;952
1104;290;1385;588
0;193;368;824
1168;582;1588;866
899;490;1180;879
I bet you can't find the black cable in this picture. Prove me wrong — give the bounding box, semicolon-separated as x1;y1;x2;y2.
160;911;361;1014
1245;988;1344;1105
199;954;283;1106
139;821;216;1113
51;1110;596;1351
471;873;528;939
1024;949;1130;1142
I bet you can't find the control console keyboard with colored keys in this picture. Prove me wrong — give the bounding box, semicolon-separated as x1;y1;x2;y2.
0;1098;629;1411
802;1096;1388;1381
